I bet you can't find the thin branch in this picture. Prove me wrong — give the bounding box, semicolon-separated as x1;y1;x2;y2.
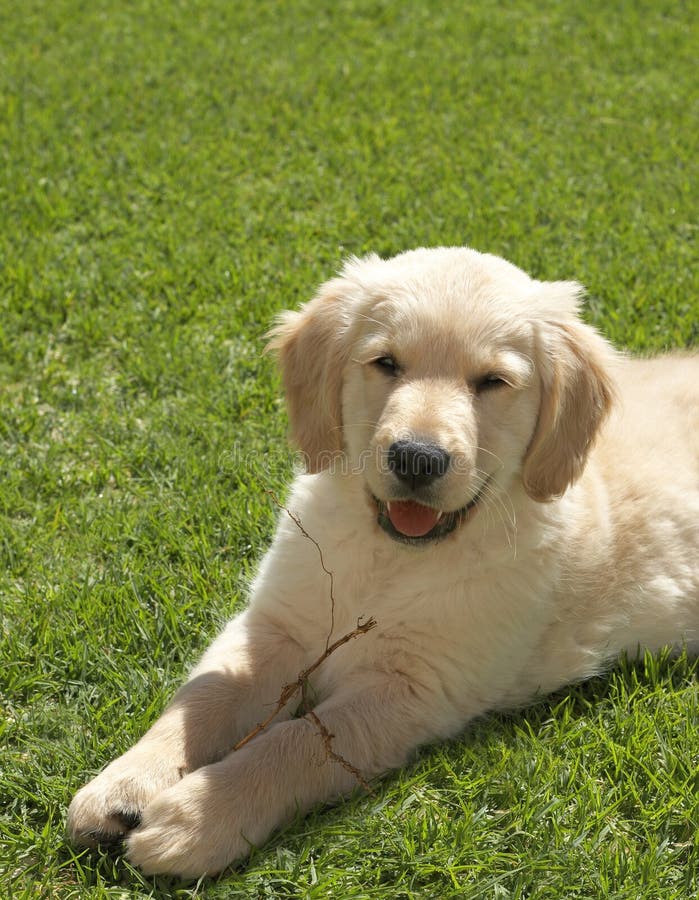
305;709;374;794
232;617;376;752
266;489;336;649
231;492;377;792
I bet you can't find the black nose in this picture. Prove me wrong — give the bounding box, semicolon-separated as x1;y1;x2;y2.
386;440;451;488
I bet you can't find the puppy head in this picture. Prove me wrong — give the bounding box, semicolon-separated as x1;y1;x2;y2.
269;248;615;542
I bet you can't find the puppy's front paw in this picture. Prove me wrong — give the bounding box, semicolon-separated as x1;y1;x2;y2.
67;750;183;849
126;771;249;878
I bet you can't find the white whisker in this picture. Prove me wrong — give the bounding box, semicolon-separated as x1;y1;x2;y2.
472;470;518;557
329;420;381;432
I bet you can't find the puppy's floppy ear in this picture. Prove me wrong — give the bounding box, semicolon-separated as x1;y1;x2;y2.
267;278;353;473
522;288;616;502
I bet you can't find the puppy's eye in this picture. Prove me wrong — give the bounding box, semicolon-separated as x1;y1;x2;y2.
373;356;399;376
476;374;508;392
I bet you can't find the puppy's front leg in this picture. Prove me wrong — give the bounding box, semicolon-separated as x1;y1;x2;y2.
126;672;447;877
67;611;305;849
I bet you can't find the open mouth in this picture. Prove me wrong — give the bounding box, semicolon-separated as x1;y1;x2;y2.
374;488;484;546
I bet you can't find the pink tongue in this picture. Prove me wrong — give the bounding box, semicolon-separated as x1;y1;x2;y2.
387;501;441;537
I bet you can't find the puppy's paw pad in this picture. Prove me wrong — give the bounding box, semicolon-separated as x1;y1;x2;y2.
115;808;142;831
67;778;150;849
83;808;142;847
69;824;120;849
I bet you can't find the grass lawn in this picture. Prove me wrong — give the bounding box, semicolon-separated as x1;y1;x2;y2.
1;0;698;896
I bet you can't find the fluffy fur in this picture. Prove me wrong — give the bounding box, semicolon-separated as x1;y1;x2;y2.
67;247;699;877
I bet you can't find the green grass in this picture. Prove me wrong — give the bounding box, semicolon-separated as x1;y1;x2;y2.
1;0;698;896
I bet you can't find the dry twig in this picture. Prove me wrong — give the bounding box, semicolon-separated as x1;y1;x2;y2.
305;709;374;794
266;489;336;648
231;493;376;792
233;617;376;752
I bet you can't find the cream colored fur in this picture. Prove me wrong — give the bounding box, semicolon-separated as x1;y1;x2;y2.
67;247;699;877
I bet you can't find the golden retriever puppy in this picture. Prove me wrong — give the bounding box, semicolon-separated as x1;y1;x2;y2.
67;247;699;877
